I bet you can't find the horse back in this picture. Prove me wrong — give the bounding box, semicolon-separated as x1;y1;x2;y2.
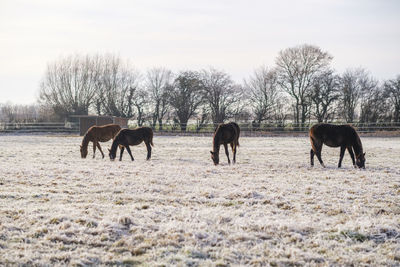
215;122;240;145
310;123;357;147
89;124;121;142
118;127;153;146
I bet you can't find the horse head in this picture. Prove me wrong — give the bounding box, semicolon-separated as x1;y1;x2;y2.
210;151;219;165
80;145;88;158
108;148;116;161
356;152;366;169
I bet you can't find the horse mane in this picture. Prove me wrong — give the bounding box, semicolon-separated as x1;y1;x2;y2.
213;124;222;152
81;132;90;151
110;133;121;155
353;128;364;156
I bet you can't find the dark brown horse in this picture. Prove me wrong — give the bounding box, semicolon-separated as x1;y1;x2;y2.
108;127;154;161
309;123;366;168
210;122;240;165
80;124;121;158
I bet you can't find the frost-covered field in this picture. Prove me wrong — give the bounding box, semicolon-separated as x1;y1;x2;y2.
0;135;399;266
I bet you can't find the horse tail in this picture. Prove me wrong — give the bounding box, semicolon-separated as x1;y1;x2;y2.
309;126;319;152
310;135;316;152
149;128;154;147
234;122;240;147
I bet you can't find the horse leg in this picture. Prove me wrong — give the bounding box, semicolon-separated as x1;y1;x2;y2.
230;143;236;164
314;144;325;168
145;142;152;160
310;149;314;166
311;137;325;167
316;150;325;168
96;142;104;158
119;146;125;161
92;141;96;158
224;143;231;164
125;146;134;161
347;146;356;167
338;146;346;168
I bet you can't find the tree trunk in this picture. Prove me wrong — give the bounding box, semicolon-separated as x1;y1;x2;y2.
180;119;188;132
158;118;163;131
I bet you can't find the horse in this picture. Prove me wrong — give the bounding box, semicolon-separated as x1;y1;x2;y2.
108;127;154;161
80;124;121;159
210;122;240;165
309;123;366;168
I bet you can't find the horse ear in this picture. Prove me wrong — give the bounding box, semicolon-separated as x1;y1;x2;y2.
363;152;366;156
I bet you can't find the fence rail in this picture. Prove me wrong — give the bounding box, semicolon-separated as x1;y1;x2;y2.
0;122;79;133
1;121;400;134
135;121;400;134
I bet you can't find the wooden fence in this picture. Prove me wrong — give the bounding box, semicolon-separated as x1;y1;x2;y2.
1;121;399;135
0;122;79;133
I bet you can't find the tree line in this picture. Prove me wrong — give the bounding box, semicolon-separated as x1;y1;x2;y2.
1;44;400;131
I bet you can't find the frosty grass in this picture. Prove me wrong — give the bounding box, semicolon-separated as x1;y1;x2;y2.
0;135;399;265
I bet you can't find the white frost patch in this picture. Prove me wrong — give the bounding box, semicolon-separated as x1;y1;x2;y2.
0;135;399;265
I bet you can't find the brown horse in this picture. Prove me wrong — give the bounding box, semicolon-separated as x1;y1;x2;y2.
80;124;121;159
309;123;366;168
108;127;154;161
210;122;240;165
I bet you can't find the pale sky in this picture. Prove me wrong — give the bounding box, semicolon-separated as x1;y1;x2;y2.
1;0;399;104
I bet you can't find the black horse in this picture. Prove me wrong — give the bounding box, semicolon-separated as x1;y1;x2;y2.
108;127;153;161
210;122;240;165
309;123;365;168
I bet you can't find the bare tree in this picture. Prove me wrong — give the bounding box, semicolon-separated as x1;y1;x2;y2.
145;67;172;130
0;102;41;123
37;103;60;122
384;75;400;122
360;87;387;124
273;98;289;128
0;103;15;122
275;44;332;129
359;74;386;123
195;107;209;133
244;66;279;125
168;71;203;132
310;70;340;122
338;68;371;122
95;55;140;118
132;88;149;126
201;68;242;124
39;54;101;119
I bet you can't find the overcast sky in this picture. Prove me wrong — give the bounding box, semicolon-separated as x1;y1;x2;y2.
1;0;399;104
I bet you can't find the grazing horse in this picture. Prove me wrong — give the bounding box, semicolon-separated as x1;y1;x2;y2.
309;123;366;168
210;122;240;165
80;124;121;159
108;127;154;161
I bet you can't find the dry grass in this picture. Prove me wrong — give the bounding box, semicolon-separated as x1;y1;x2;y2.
0;135;399;265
